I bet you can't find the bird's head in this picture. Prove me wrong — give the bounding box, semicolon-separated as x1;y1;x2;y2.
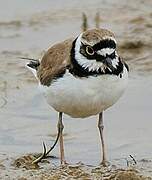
72;28;120;74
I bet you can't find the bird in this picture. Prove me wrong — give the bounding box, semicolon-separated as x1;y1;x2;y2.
25;28;129;166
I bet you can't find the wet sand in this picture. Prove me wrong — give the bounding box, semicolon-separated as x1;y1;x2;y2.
0;0;152;179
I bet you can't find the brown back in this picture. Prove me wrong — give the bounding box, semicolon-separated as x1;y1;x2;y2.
37;38;73;86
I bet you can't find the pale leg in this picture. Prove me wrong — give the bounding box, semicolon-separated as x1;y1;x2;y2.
58;112;66;165
98;112;107;166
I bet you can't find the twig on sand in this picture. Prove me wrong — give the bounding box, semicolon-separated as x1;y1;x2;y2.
129;155;137;165
125;155;137;167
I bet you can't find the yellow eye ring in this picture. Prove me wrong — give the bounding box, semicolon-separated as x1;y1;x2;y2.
86;46;94;55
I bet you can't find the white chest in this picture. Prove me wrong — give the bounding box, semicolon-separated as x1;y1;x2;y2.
39;66;128;118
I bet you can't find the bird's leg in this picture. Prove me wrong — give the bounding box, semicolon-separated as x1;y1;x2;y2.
98;112;107;166
58;112;66;165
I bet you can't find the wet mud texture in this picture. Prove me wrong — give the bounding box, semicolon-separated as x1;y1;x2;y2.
0;154;150;180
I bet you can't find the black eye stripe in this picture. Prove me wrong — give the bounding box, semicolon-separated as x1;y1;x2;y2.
93;39;116;51
80;41;116;60
80;49;116;60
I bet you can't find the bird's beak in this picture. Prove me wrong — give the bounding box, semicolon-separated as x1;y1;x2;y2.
103;57;116;71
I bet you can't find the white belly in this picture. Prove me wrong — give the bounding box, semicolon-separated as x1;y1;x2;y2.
39;66;128;118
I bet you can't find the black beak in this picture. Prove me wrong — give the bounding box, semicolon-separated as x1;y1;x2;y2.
104;57;116;71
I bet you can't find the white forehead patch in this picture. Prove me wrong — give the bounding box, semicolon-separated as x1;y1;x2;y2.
97;48;115;56
97;36;116;56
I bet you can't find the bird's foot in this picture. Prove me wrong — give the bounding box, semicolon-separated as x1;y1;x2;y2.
100;160;110;167
60;160;68;167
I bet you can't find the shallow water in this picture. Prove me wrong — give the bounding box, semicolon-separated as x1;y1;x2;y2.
0;0;152;178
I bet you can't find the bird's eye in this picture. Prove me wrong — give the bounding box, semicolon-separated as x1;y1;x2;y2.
86;46;94;56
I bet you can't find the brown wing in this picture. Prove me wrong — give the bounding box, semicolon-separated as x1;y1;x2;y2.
37;38;73;86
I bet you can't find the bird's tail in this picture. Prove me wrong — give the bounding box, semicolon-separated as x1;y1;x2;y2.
20;57;40;78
